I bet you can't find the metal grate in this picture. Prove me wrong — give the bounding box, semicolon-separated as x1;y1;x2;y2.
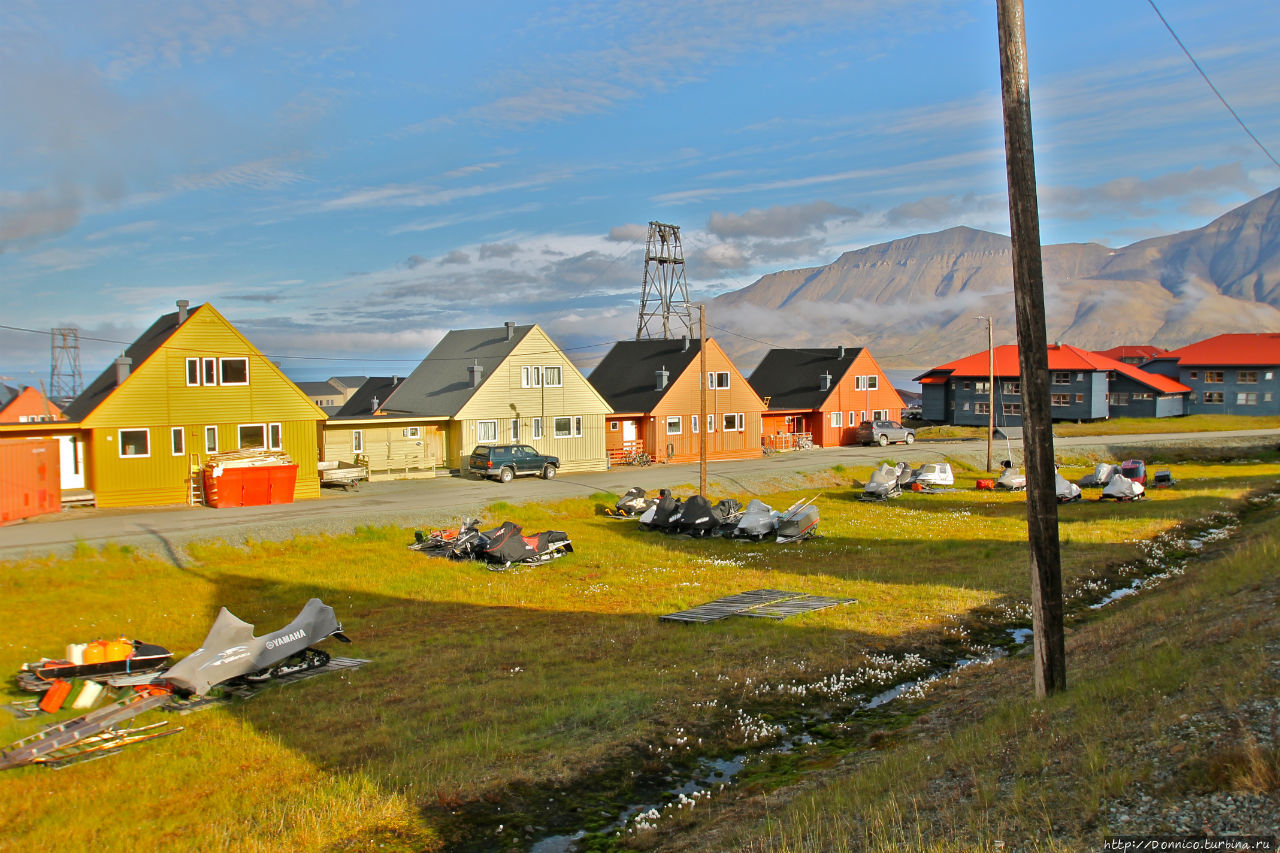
660;590;853;623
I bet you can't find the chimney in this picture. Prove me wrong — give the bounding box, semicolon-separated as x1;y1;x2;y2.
837;345;845;359
819;372;832;391
115;355;132;385
681;335;689;352
505;321;516;341
371;395;380;413
656;367;669;391
468;361;484;388
176;300;190;323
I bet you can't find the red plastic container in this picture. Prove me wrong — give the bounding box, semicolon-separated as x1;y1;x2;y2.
204;464;297;508
0;438;61;524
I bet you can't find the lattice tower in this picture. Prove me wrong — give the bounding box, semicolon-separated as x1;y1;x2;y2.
50;328;82;401
635;221;694;340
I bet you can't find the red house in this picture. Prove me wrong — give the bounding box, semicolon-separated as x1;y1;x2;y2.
0;384;64;423
748;347;906;449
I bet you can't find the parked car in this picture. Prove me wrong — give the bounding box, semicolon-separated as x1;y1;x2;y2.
856;420;915;447
468;445;560;483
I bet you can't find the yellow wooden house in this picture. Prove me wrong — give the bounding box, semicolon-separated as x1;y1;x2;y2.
59;300;326;507
322;322;611;473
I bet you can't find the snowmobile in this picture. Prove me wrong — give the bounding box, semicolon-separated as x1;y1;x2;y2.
641;491;683;530
669;495;742;536
1099;473;1145;502
410;519;495;560
995;462;1027;491
1120;459;1147;486
1077;462;1118;488
776;496;820;543
480;521;573;569
164;598;351;697
604;487;657;518
861;462;907;500
1152;469;1176;488
17;637;172;694
905;462;954;488
730;499;779;541
1055;471;1083;503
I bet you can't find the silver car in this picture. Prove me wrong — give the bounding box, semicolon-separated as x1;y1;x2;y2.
856;420;915;447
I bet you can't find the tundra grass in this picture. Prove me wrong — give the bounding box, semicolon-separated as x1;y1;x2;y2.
916;414;1278;441
0;461;1277;850
699;486;1280;853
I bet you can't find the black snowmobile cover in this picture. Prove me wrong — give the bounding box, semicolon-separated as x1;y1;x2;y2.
483;521;536;563
675;494;721;532
648;493;682;528
164;598;349;696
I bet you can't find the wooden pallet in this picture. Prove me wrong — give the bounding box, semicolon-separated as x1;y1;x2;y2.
660;590;854;623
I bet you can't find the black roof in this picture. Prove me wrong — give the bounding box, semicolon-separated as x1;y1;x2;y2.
748;348;863;410
332;376;406;418
588;338;703;413
62;308;187;422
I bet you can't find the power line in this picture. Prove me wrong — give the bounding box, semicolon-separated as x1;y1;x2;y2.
1146;0;1280;170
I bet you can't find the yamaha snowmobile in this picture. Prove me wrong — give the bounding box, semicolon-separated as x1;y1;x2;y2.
480;521;573;569
605;487;656;518
776;496;820;543
1120;459;1147;486
861;462;907;500
164;598;351;697
669;494;738;536
17;637;172;693
1099;473;1145;501
906;462;954;489
641;491;683;530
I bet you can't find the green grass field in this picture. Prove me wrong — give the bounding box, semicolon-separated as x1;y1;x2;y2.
1;457;1278;851
915;413;1279;441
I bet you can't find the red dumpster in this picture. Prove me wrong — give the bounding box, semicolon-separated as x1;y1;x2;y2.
0;439;61;524
203;463;297;507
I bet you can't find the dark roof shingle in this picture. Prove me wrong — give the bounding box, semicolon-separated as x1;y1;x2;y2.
748;348;863;410
380;325;533;416
589;338;703;413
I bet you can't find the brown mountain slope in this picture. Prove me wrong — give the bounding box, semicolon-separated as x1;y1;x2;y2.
711;187;1280;370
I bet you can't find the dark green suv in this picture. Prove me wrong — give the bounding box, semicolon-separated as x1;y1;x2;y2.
468;444;560;483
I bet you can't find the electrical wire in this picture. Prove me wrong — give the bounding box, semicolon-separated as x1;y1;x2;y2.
1146;0;1280;170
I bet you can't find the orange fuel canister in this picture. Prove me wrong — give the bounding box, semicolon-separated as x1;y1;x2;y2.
39;679;73;713
105;637;133;662
82;641;107;664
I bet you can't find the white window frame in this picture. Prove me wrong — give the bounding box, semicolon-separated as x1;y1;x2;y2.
521;366;541;388
609;421;619;431
691;414;699;433
707;415;715;432
205;426;219;454
1203;391;1223;404
510;419;520;441
219;357;249;386
666;416;682;435
1051;394;1070;407
118;428;150;458
723;413;744;431
830;411;842;427
866;374;878;390
268;423;282;451
706;371;729;389
403;427;421;438
1052;372;1071;385
573;416;583;437
352;430;364;453
171;427;185;456
1236;392;1258;406
477;420;498;443
543;366;562;387
202;358;217;386
1238;371;1258;384
855;376;866;391
848;411;856;425
975;401;990;415
238;423;267;449
185;358;201;386
532;417;543;440
553;416;573;438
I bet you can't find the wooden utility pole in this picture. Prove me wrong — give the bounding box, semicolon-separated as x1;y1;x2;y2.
699;304;708;498
977;315;995;471
997;0;1066;697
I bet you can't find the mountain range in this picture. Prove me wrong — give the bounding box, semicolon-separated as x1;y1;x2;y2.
710;187;1280;371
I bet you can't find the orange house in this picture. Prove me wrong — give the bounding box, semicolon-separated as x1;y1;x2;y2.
590;337;765;465
0;384;64;423
749;347;905;448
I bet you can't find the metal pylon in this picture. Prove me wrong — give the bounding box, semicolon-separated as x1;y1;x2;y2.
635;221;694;340
50;328;82;401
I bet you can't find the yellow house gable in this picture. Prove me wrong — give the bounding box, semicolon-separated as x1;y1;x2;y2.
81;304;326;429
455;324;612;421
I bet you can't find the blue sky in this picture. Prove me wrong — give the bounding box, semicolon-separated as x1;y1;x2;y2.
2;0;1278;385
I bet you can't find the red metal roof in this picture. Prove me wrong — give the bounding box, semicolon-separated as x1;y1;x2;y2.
921;343;1189;393
1094;345;1167;361
1159;333;1280;367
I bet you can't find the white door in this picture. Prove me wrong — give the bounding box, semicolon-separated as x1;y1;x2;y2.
56;434;85;490
622;420;637;442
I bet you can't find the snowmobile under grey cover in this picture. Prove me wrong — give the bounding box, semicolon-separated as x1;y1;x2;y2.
164;598;350;696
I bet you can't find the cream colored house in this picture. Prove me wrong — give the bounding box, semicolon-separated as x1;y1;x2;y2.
323;323;612;474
